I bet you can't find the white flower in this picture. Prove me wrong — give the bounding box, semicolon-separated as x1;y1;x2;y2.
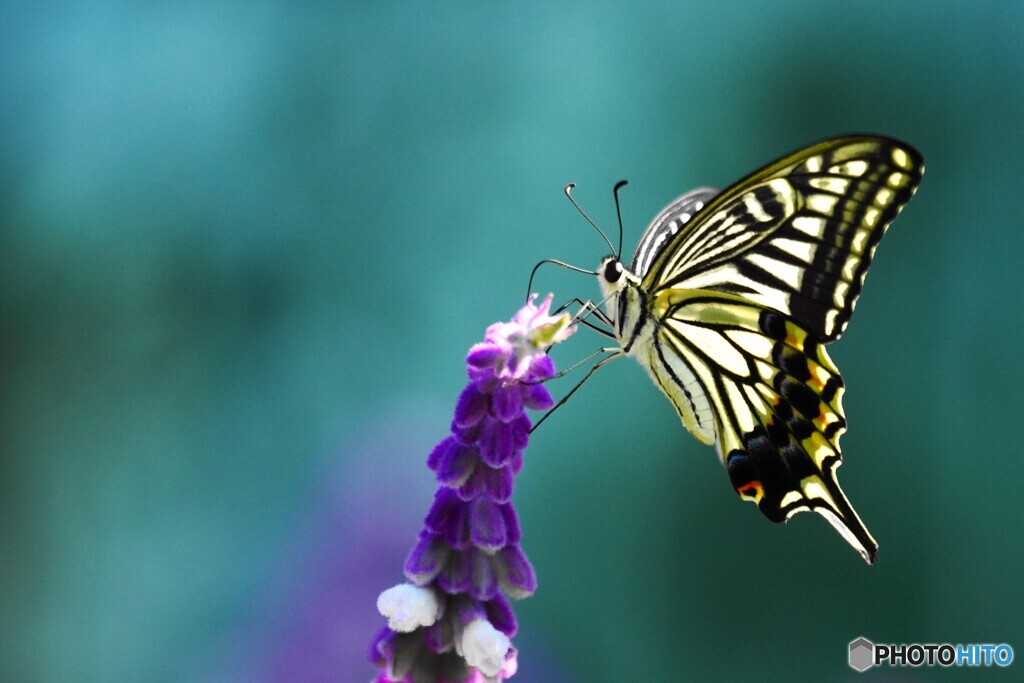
459;618;511;677
376;583;440;632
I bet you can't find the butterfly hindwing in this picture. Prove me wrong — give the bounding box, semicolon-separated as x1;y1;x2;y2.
640;136;924;342
646;288;878;563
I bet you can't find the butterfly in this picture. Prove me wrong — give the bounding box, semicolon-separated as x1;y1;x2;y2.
592;136;923;563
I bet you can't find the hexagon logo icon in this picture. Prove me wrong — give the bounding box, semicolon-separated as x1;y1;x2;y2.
849;637;875;672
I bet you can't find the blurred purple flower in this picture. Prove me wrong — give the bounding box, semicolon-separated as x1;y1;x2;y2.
370;295;574;682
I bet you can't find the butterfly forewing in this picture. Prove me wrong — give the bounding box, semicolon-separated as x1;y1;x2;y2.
641;137;924;342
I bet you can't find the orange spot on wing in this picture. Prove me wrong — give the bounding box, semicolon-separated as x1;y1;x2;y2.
815;404;835;429
737;480;765;504
808;363;824;390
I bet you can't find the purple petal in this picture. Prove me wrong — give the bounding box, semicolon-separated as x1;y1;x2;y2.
424;489;460;534
479;418;515;467
469;549;498;601
490;385;523;422
424;490;471;550
404;532;449;585
466;342;502;371
509;450;523;475
483;464;513;503
423;616;455;654
368;625;395;666
511;414;530;451
484;594;518;637
471;373;499;394
521;383;554;411
527;354;555;380
454;383;489;428
386;631;421;681
427;437;457;472
453;595;486;625
469;497;507;550
436;549;471;594
451;420;482;446
498;545;537;599
456;466;486;501
500;503;521;545
436;442;477;487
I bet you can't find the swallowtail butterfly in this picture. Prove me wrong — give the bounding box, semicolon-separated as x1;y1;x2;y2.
596;136;923;563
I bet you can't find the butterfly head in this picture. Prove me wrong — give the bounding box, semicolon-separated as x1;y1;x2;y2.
597;255;641;300
598;255;625;291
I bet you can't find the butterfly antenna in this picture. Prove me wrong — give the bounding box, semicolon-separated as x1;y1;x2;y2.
564;183;616;255
613;180;628;259
526;259;597;302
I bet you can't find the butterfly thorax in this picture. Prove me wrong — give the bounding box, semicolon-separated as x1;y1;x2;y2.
598;256;718;446
597;257;649;352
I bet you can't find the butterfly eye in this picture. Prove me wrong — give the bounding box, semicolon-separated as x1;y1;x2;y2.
603;260;623;283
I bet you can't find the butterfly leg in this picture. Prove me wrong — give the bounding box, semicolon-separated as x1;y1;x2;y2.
555;297;616;338
529;350;623;433
527;346;620;384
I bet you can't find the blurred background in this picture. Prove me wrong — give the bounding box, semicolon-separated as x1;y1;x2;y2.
2;2;1022;681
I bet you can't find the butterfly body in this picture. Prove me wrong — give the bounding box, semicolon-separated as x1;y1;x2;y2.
596;136;923;564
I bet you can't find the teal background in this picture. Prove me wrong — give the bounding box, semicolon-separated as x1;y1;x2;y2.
3;3;1022;681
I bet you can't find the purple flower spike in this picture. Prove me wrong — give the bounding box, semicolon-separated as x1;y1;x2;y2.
372;295;575;682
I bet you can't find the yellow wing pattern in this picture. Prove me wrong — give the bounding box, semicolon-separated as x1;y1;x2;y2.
648;288;877;563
